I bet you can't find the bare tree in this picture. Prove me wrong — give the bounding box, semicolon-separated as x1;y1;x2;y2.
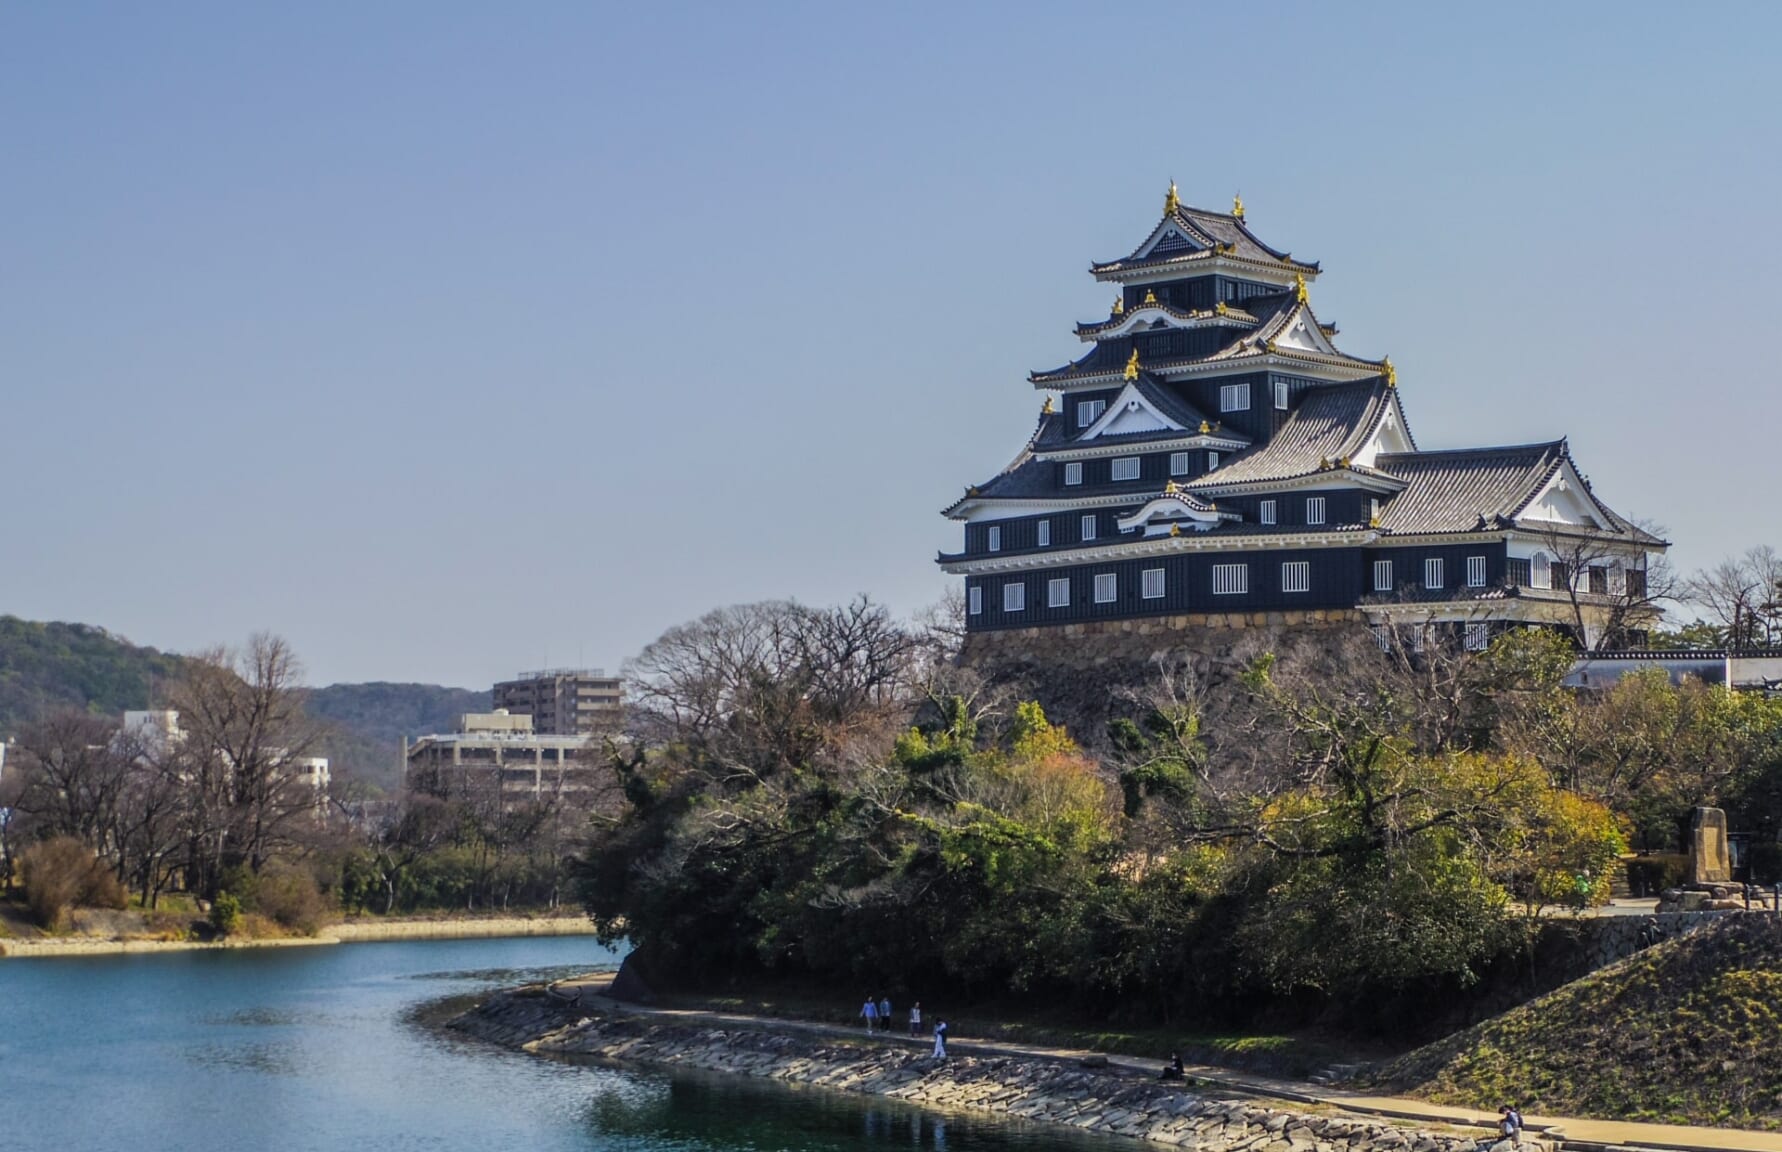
1683;545;1782;648
8;713;137;863
1531;519;1674;652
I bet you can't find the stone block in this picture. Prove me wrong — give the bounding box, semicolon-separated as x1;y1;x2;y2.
1689;806;1731;884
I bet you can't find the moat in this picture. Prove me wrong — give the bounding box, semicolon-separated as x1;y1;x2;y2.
0;937;1133;1152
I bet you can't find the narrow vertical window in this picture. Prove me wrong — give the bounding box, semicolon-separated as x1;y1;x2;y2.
986;526;1000;552
1425;557;1444;589
1281;561;1310;593
1274;379;1289;410
1212;563;1248;595
1002;582;1025;612
1373;559;1393;592
1141;568;1165;599
968;587;982;615
1259;499;1277;525
1047;578;1070;608
1465;623;1489;651
1220;382;1251;412
1081;514;1097;541
1169;452;1190;476
1064;462;1083;486
1306;496;1326;525
1094;573;1118;603
1077;399;1106;428
1111;456;1141;481
1207;451;1220;471
1467;555;1487;588
1036;520;1050;547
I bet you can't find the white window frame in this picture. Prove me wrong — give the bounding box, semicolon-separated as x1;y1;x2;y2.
1047;577;1070;608
1063;462;1083;486
1372;625;1392;652
1036;520;1050;547
1212;563;1248;595
1220;382;1251;412
1259;499;1277;525
1306;496;1326;525
1169;451;1190;476
1076;399;1106;428
1467;555;1487;588
1093;573;1118;604
1425;557;1444;590
1531;552;1551;589
1002;582;1025;613
1141;568;1165;600
1206;450;1220;470
1080;514;1097;541
1281;561;1310;594
1373;559;1393;593
986;525;1000;552
1465;622;1489;652
968;587;982;615
1111;456;1141;482
1274;379;1289;410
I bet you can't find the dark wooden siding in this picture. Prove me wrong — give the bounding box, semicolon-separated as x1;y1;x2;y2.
1360;542;1509;595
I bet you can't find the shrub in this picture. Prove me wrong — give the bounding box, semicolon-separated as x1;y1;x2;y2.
19;837;127;931
209;892;242;936
1746;841;1782;886
255;864;333;936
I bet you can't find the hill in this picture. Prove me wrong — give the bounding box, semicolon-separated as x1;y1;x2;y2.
0;616;190;736
306;681;490;788
1374;915;1782;1130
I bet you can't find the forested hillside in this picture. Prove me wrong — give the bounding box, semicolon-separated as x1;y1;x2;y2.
306;681;490;787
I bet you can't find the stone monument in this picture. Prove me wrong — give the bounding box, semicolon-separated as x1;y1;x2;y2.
1688;806;1731;885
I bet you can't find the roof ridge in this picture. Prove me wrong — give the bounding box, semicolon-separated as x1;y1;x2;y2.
1376;439;1566;460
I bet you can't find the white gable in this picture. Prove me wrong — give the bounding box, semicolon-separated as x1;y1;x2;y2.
1079;383;1186;440
1351;393;1414;468
1272;306;1339;355
1117;495;1223;536
1136;221;1206;260
1520;459;1610;529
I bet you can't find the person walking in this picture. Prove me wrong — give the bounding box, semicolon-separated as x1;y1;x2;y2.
877;995;892;1033
861;996;878;1033
932;1020;948;1059
908;1001;922;1038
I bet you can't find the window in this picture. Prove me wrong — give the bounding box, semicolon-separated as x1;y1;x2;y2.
1142;568;1166;599
1551;560;1572;590
1306;496;1326;525
1531;552;1551;589
1076;399;1106;428
1036;520;1050;547
1274;379;1289;410
1281;561;1310;593
1259;499;1277;525
1169;452;1190;476
1212;563;1248;595
1507;558;1532;587
986;526;1001;553
1465;623;1490;652
968;587;982;615
1369;497;1382;524
1467;555;1487;588
1372;626;1392;652
1064;462;1083;486
1111;456;1141;481
1588;565;1609;594
1048;578;1070;608
1002;582;1025;612
1094;573;1118;603
1220;382;1251;412
1373;559;1394;592
1080;514;1097;541
1608;565;1626;595
1425;557;1444;589
1207;451;1220;470
1627;568;1648;597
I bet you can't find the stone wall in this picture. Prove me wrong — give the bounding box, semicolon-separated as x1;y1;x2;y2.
452;993;1529;1152
960;611;1369;674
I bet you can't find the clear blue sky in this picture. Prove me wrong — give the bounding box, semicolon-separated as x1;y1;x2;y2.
6;3;1780;688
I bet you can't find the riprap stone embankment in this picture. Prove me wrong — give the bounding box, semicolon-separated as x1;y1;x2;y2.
452;991;1524;1152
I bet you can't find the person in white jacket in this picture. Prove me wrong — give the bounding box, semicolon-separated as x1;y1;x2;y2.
931;1020;948;1059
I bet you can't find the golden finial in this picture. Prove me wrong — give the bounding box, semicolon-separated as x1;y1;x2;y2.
1041;395;1054;415
1338;456;1351;469
1232;192;1245;220
1369;511;1381;528
1264;338;1278;354
1164;180;1180;216
1169;523;1182;537
1163;479;1180;495
1215;300;1228;316
1124;348;1141;380
1381;356;1397;387
1143;288;1157;305
1294;273;1308;305
1198;419;1211;434
1112;295;1124;316
1318;457;1331;471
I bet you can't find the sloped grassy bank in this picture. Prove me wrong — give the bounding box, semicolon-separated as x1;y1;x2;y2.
1373;916;1782;1130
451;990;1510;1152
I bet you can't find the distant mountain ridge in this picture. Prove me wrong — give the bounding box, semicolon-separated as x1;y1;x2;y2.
0;616;486;789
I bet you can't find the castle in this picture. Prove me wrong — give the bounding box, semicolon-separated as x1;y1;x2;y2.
941;188;1663;652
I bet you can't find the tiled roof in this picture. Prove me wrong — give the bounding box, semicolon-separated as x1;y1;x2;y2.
1031;376;1229;450
1186;378;1398;489
1372;443;1566;534
1091;205;1318;275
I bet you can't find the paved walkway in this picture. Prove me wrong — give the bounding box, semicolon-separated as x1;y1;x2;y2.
555;973;1782;1152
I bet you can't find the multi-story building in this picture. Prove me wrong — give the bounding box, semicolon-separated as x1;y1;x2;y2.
491;668;622;736
942;187;1665;651
404;710;598;807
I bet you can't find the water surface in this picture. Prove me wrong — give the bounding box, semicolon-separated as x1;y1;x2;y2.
0;936;1131;1152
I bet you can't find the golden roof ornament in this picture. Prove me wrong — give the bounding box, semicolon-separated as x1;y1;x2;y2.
1163;479;1181;495
1143;288;1157;305
1381;356;1398;387
1112;295;1125;316
1294;273;1308;305
1215;300;1228;316
1041;396;1054;415
1169;523;1182;537
1232;192;1245;220
1198;419;1211;434
1124;348;1141;380
1164;180;1180;216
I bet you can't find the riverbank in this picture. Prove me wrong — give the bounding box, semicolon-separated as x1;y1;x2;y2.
452;989;1522;1152
0;914;599;959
